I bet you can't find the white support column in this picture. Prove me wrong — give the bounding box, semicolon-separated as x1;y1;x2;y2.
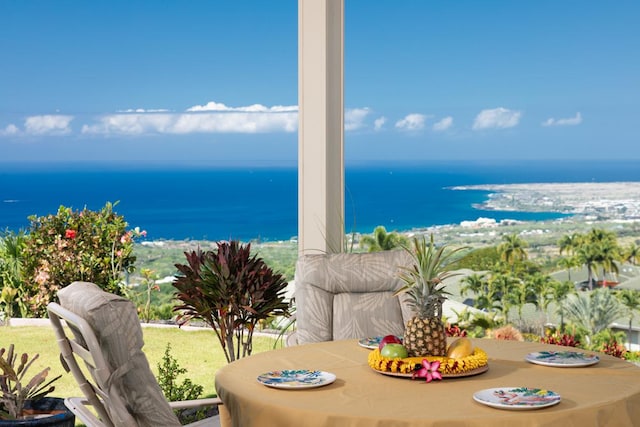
298;0;344;255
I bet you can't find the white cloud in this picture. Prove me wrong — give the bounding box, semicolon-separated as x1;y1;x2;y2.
82;101;301;135
472;107;521;130
433;116;453;131
374;116;386;131
82;110;298;135
345;108;370;131
0;124;20;136
395;113;426;131
24;115;73;135
116;108;171;113
186;101;297;113
541;112;582;127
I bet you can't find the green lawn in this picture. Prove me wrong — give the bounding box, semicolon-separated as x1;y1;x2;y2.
0;325;278;399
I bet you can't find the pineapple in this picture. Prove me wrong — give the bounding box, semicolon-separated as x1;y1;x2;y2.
396;235;467;357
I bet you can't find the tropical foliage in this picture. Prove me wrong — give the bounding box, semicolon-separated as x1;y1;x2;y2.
360;226;408;252
20;202;145;316
0;230;28;322
173;241;290;362
563;288;624;343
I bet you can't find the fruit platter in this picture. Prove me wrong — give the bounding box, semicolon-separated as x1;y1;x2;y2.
368;335;489;380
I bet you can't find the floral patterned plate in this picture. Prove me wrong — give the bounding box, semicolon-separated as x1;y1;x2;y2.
358;336;402;350
473;387;561;410
257;370;336;389
526;351;599;367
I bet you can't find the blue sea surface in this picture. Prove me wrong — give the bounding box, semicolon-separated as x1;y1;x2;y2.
1;160;639;242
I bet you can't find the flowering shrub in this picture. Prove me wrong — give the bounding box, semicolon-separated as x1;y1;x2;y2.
22;202;145;316
540;332;581;348
599;338;627;359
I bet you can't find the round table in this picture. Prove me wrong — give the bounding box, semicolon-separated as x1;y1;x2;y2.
215;338;640;427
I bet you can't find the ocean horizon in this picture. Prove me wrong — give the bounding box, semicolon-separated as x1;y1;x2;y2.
2;159;640;242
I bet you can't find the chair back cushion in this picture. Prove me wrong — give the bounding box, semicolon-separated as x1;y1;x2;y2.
58;281;181;427
294;250;414;344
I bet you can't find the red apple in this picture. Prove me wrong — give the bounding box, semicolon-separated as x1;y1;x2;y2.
380;343;408;359
378;334;402;351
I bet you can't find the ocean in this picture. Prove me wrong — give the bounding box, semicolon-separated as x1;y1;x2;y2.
1;159;640;242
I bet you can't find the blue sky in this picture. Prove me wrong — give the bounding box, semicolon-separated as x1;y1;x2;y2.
1;1;638;166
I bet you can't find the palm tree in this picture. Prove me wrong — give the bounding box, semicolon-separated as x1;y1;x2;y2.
497;233;528;273
576;245;599;290
624;243;640;266
557;256;579;282
563;288;624;344
616;289;640;349
548;280;576;332
558;232;582;256
359;226;408;252
459;273;495;312
595;239;620;285
459;273;487;298
488;272;520;323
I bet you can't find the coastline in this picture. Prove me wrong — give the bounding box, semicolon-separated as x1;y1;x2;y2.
451;182;640;219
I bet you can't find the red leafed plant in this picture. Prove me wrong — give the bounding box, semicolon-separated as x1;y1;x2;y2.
173;241;290;363
445;323;467;337
540;332;580;348
601;339;627;359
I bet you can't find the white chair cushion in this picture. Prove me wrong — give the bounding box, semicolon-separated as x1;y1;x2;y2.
58;281;181;427
294;250;414;344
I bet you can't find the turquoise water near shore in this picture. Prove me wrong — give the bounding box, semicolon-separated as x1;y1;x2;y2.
1;160;639;241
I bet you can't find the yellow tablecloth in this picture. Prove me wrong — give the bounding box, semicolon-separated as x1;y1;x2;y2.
215;338;640;427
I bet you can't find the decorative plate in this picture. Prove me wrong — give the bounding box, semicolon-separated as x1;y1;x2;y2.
257;370;336;389
358;336;402;350
473;387;561;410
373;363;489;378
525;351;599;367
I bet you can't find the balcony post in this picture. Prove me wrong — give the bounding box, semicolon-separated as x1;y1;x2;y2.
298;0;344;254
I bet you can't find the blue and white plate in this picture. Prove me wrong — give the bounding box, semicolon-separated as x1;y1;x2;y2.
526;351;599;367
473;387;561;410
257;370;336;389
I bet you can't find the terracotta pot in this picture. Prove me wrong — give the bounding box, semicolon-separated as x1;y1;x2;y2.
0;398;75;427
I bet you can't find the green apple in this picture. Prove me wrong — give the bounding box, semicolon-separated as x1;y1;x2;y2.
380;343;408;358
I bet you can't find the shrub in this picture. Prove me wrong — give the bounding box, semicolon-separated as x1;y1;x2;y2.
173;241;290;362
156;343;207;424
22;202;144;316
541;332;581;348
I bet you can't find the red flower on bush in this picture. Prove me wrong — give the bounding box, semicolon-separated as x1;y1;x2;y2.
65;229;77;239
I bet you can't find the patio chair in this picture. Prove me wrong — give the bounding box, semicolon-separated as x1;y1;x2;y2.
47;281;221;427
294;250;415;344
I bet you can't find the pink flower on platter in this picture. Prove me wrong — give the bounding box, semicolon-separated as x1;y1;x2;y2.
412;359;442;383
65;229;77;239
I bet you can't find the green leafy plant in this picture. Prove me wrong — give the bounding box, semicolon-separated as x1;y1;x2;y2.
173;241;290;362
0;344;61;420
21;201;145;316
156;343;210;424
0;229;28;323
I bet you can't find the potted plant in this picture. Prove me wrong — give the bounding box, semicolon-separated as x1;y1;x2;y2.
173;240;290;362
0;344;74;426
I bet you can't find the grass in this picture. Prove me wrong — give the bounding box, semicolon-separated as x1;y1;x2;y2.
0;325;278;399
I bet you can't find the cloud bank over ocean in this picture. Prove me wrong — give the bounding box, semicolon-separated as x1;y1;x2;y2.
0;100;583;139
